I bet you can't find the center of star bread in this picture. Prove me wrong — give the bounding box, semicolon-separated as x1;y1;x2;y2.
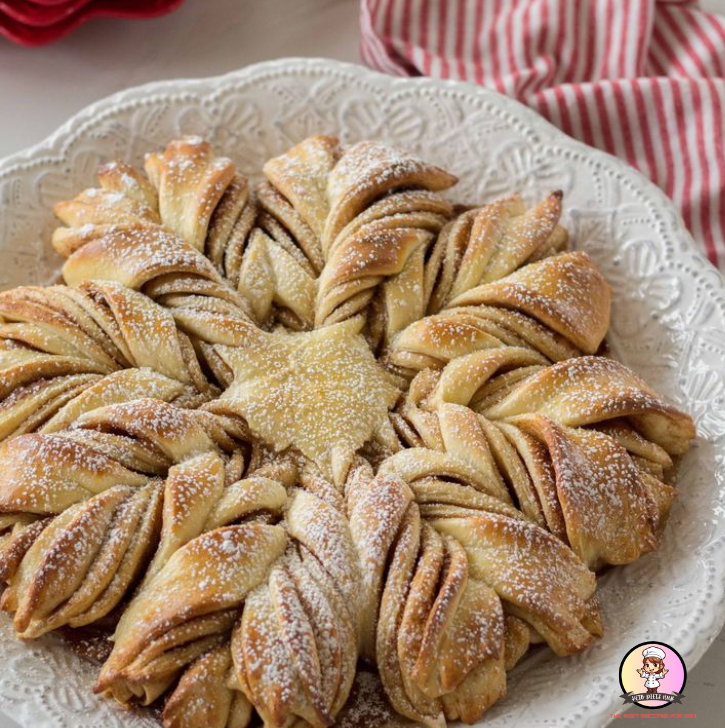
215;318;400;484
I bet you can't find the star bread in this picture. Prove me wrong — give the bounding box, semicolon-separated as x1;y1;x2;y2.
0;136;694;728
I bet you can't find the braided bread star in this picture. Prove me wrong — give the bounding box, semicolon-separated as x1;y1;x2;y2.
0;136;695;728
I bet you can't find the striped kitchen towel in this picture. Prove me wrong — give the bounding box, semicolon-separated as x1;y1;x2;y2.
360;0;725;269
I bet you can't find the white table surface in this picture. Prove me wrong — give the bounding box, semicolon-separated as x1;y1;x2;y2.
0;0;723;725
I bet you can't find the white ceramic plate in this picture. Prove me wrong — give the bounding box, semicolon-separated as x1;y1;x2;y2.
0;58;724;728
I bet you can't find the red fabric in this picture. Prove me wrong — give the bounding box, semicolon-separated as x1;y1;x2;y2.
360;0;725;270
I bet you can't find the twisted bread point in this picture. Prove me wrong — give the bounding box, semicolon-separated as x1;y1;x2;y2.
387;250;609;377
163;644;253;728
446;250;611;353
346;451;598;725
385;192;610;377
2;482;163;638
0;349;109;442
0;399;252;637
53;138;327;342
52;138;317;334
61;227;250;313
485;355;695;455
231;483;360;728
59;225;261;381
425;193;568;312
261;136;457;337
0;432;150;516
0;281;215;416
138;448;291;589
52;160;160;257
93;462;360;728
163;648;418;728
54;138;236;258
54;140;259;328
212;178;320;331
144;137;236;251
394;351;691;567
96;523;287;705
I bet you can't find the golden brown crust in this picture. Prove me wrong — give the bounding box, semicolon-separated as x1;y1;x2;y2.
448;251;611;354
426;192;568;312
263;135;339;241
144;138;236;251
96;524;286;703
514;414;660;567
163;644;253;728
52;160;160;257
3;482;163;638
323;140;457;252
486;355;696;454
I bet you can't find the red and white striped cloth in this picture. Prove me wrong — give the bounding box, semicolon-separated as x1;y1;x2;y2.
360;0;725;270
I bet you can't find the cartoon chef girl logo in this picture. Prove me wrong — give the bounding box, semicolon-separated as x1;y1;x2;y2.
637;646;668;693
619;642;687;709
